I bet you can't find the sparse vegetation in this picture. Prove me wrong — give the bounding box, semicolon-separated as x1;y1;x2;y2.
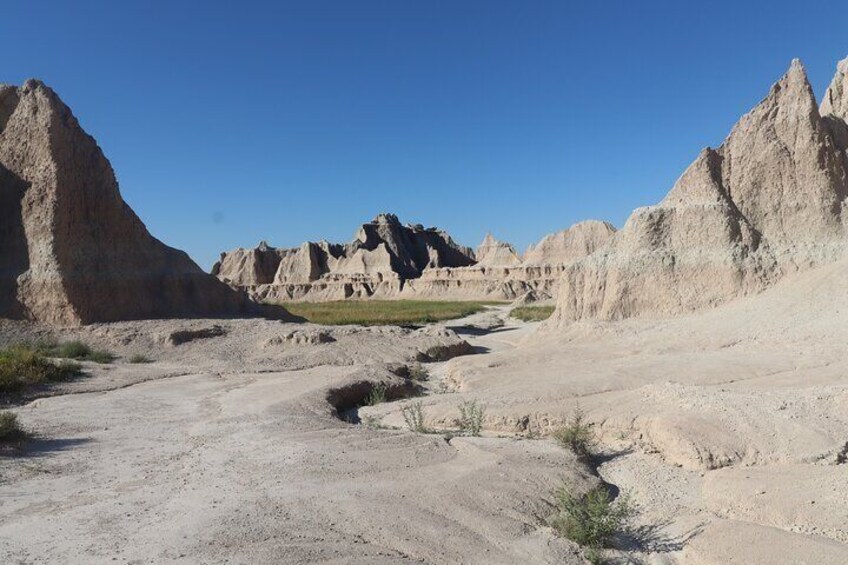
553;407;597;460
0;345;82;394
51;340;114;363
550;485;634;561
128;354;152;364
509;305;555;322
365;382;387;406
0;411;27;446
279;300;502;326
408;363;429;382
458;399;485;436
402;400;427;433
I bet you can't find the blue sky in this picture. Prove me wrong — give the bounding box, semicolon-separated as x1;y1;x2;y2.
5;1;847;268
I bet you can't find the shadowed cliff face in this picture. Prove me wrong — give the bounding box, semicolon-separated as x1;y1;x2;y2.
0;80;289;325
0;164;30;319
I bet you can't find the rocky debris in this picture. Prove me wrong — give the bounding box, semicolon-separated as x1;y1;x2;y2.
0;80;280;325
265;329;335;346
475;233;522;266
551;58;848;325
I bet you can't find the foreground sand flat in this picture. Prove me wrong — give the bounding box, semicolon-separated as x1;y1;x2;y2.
1;260;847;563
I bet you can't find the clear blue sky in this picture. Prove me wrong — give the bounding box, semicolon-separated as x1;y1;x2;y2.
5;1;847;268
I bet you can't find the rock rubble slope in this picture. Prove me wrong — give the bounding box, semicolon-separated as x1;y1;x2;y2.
0;80;273;325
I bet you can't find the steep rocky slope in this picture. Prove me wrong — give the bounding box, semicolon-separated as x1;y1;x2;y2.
551;58;848;325
0;80;272;325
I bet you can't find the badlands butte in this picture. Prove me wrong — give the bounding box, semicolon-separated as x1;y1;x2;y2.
0;56;847;564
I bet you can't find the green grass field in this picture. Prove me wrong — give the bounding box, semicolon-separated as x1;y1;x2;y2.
281;300;501;326
509;305;556;322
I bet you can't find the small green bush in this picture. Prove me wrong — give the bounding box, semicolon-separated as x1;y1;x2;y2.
550;485;634;557
0;345;81;394
458;399;485;437
365;382;387;406
0;411;26;445
53;341;114;363
402;400;427;433
552;407;597;460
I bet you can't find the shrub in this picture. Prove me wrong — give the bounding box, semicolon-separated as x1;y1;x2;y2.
458;399;485;436
53;341;114;363
550;485;634;557
408;363;429;382
402;400;427;433
552;407;596;460
365;382;387;406
0;411;26;445
0;345;81;394
128;354;152;364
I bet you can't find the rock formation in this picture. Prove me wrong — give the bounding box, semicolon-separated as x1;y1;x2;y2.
216;217;615;302
475;234;521;267
551;58;848;325
0;80;274;325
523;220;616;265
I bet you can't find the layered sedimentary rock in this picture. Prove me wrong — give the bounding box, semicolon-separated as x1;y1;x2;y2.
217;217;615;302
216;214;479;301
0;80;270;325
551;58;848;325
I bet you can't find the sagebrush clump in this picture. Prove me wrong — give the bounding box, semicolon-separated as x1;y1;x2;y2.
552;407;597;460
458;399;485;436
0;411;26;446
550;485;634;561
402;401;427;433
365;382;387;406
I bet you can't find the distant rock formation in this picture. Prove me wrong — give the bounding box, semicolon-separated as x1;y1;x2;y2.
550;57;848;325
0;80;282;325
216;216;615;302
475;234;521;267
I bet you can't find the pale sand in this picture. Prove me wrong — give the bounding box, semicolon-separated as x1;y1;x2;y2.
2;259;848;563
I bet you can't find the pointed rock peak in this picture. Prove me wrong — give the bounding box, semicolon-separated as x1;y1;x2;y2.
662;147;727;205
771;58;815;101
821;55;848;120
479;232;499;246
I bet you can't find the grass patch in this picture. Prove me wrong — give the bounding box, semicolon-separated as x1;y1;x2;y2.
553;407;597;461
128;354;152;364
550;485;635;562
0;345;82;394
402;400;427;433
0;411;26;446
510;305;555;322
458;399;485;437
50;341;114;363
279;300;501;326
